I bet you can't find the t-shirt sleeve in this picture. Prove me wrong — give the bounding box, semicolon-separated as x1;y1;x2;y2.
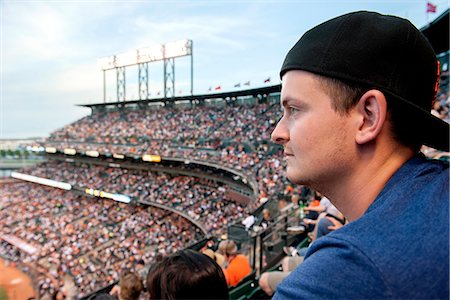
320;198;331;210
273;236;391;299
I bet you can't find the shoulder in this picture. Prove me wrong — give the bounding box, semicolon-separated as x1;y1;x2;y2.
274;236;391;299
367;155;448;219
228;255;250;268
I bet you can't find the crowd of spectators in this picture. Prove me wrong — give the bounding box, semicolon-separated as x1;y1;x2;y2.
23;160;247;236
0;181;203;298
48;102;277;148
42;100;284;199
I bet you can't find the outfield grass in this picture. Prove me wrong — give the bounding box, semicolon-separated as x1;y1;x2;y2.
0;159;45;168
0;286;9;300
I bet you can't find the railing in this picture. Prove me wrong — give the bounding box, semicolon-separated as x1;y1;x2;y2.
229;203;304;277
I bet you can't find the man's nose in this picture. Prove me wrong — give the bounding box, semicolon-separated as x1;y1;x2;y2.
271;117;289;145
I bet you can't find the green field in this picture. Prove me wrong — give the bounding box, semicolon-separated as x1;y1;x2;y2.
0;286;9;300
0;159;45;169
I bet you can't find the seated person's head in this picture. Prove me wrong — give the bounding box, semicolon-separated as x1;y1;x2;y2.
119;271;143;300
218;240;238;261
146;249;229;300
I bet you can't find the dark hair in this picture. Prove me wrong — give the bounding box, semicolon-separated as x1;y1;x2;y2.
119;271;143;300
317;75;423;152
146;249;229;300
88;294;115;300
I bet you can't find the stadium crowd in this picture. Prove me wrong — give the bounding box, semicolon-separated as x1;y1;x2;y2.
0;182;202;298
23;160;247;236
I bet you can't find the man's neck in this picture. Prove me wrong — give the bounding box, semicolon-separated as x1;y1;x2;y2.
322;146;415;222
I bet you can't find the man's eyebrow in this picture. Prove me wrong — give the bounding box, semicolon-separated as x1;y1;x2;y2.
281;97;293;108
281;97;300;108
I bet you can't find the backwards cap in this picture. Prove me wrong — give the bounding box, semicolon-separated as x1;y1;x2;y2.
281;11;449;151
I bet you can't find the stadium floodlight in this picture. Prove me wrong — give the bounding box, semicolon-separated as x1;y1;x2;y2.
113;153;125;159
142;154;161;162
98;55;116;71
112;194;131;203
85;188;131;203
115;50;139;68
0;234;39;255
64;148;76;155
164;39;192;58
99;39;193;102
11;172;72;190
45;147;57;153
86;150;99;157
31;146;45;152
138;45;164;63
99;39;192;71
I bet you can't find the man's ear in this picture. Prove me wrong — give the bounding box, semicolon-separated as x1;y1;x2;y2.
354;90;387;145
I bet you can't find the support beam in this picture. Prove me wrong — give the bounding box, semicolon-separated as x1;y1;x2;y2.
116;66;126;101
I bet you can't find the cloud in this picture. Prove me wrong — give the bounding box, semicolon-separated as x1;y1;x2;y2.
3;2;72;61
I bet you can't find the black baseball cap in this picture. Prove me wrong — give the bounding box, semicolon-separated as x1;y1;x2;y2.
281;11;449;152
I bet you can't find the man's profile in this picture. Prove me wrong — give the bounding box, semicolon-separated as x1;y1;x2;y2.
271;11;449;299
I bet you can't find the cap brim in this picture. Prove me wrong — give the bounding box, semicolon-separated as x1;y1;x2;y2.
422;112;449;152
391;93;449;152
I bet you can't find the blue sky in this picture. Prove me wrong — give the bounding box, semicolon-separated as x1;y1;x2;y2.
2;0;449;139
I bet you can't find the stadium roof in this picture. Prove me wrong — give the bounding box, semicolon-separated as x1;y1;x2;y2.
420;8;449;55
78;84;281;108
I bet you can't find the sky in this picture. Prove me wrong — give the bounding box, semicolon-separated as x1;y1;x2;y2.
1;0;449;139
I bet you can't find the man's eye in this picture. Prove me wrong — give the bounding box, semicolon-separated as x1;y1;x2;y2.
287;107;300;114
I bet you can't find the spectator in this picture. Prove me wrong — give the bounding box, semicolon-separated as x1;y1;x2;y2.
217;240;252;287
202;248;226;268
146;249;229;299
302;195;345;236
260;208;273;230
271;10;449;299
109;271;143;300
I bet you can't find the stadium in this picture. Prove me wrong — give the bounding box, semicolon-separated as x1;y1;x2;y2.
1;6;449;300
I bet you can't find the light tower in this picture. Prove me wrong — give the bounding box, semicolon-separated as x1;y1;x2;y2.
98;39;193;102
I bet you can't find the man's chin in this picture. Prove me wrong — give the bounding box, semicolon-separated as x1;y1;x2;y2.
286;170;304;185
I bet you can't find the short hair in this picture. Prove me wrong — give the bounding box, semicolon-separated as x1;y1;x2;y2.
146;249;229;300
218;240;238;257
316;75;423;152
88;294;115;300
119;271;143;300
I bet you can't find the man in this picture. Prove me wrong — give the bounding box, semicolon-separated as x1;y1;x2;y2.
260;208;273;229
218;239;252;287
271;11;449;299
109;271;143;300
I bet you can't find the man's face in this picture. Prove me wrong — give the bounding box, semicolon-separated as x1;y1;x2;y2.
271;70;356;188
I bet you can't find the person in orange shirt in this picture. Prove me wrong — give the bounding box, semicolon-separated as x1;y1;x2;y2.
218;239;252;287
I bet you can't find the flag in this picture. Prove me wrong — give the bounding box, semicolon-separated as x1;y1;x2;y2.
215;85;221;90
157;91;161;96
234;83;241;88
427;2;437;13
244;81;250;86
208;87;212;92
264;77;271;83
